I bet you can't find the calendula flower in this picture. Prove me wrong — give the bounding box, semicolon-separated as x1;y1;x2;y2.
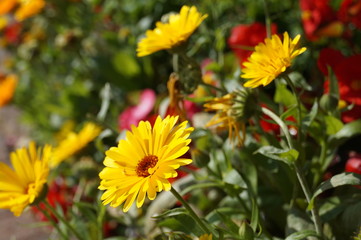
0;0;17;15
198;234;213;240
15;0;45;21
50;122;102;167
0;74;18;107
137;5;207;57
204;92;247;147
99;115;193;212
0;142;51;216
241;32;307;88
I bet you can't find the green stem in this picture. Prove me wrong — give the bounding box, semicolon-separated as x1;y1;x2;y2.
293;163;323;238
172;54;179;73
36;205;68;240
43;200;84;240
262;0;272;38
170;186;212;235
283;75;302;143
200;82;227;94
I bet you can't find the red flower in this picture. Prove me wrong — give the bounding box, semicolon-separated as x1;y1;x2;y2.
338;0;361;29
31;178;75;222
4;22;21;44
228;22;277;64
345;153;361;175
118;89;156;130
300;0;343;41
318;48;361;122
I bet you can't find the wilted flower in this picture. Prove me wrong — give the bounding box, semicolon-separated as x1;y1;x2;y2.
137;5;207;57
0;74;17;107
0;142;51;216
204;90;253;146
51;122;102;167
241;32;306;88
99;115;194;212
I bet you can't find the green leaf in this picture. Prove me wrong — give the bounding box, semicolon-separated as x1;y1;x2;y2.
285;230;320;240
274;82;296;107
250;198;260;233
152;208;188;219
256;146;299;165
329;120;361;146
308;172;361;210
324;115;343;135
112;51;140;77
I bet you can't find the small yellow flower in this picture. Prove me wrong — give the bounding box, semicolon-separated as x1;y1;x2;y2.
0;74;18;107
0;0;17;15
241;32;306;88
204;93;246;146
137;5;207;57
0;142;51;216
198;234;212;240
99;115;193;212
15;0;45;21
50;122;102;167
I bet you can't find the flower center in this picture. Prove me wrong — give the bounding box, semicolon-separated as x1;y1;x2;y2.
136;155;158;177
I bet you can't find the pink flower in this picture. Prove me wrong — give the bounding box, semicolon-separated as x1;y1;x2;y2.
118;89;156;130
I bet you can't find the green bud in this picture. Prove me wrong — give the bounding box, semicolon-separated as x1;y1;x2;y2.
239;221;254;240
320;94;338;112
191;149;210;168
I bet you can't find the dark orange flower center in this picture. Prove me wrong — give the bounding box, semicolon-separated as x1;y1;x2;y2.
136;155;158;177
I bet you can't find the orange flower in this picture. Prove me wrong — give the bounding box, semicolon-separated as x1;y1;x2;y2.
0;0;17;15
0;74;18;107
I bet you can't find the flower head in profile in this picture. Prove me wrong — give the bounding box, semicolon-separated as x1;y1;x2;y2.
0;74;18;107
99;115;194;212
50;122;102;167
241;32;307;88
0;142;51;216
204;90;251;147
137;5;207;57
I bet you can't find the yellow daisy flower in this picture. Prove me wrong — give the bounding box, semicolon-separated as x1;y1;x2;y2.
15;0;45;21
241;32;307;88
0;74;18;107
204;93;246;146
137;5;208;57
0;142;51;216
99;115;194;212
50;122;102;167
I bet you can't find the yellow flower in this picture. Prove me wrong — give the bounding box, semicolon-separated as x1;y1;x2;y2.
99;115;193;212
199;234;212;240
0;142;51;216
204;93;246;146
0;74;18;107
0;0;17;15
137;5;207;57
50;122;102;167
15;0;45;21
241;32;307;88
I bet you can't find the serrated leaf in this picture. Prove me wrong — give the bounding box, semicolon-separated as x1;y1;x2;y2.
308;172;361;210
285;230;320;240
256;146;299;165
